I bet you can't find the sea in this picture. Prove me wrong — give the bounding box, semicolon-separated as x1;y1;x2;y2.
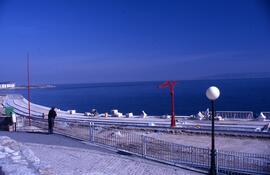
1;78;270;116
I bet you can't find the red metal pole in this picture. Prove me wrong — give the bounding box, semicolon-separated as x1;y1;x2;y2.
27;53;31;126
170;88;176;128
159;80;177;128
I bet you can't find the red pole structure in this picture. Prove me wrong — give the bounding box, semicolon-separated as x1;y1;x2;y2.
27;53;31;126
170;83;176;128
160;81;177;128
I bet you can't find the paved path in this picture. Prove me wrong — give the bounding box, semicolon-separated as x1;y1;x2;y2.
0;131;202;175
0;131;113;153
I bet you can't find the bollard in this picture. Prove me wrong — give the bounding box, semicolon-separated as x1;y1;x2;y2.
170;143;173;162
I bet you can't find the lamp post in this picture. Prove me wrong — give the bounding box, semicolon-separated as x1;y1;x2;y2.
206;86;220;175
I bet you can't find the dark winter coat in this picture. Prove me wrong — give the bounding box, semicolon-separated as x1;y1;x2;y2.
48;109;57;120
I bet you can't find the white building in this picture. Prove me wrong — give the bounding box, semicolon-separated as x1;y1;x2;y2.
0;82;16;89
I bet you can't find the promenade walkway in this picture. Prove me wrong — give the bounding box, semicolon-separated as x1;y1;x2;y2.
0;131;202;175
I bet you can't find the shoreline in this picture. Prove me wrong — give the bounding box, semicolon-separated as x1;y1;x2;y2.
1;78;269;115
0;85;56;90
1;94;269;122
1;94;269;134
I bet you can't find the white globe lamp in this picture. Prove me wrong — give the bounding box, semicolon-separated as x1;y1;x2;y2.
206;86;220;101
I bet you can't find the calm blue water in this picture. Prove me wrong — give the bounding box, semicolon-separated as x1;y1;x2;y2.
1;78;270;116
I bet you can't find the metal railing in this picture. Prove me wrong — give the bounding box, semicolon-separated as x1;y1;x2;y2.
17;116;270;174
262;112;270;120
89;124;270;174
216;111;254;119
202;111;254;120
217;150;270;174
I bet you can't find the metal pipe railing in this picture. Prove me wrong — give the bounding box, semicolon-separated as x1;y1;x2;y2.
15;116;270;174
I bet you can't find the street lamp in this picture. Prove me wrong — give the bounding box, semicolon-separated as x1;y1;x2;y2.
206;86;220;175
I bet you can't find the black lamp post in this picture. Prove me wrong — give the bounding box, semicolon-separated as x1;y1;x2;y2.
206;86;220;175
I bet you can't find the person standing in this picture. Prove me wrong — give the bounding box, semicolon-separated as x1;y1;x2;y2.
48;107;57;134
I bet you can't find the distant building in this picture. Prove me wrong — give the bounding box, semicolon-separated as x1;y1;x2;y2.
0;82;16;89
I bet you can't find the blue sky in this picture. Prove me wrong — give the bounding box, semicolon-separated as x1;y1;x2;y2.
0;0;269;84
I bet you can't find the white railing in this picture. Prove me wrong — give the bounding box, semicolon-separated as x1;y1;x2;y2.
262;112;270;119
216;111;254;119
202;111;254;120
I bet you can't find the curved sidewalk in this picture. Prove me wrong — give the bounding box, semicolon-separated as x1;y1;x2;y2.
0;131;202;175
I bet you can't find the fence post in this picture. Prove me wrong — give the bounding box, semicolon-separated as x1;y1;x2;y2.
208;148;211;169
170;143;173;163
216;149;219;174
89;122;94;142
141;135;146;157
22;116;25;127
